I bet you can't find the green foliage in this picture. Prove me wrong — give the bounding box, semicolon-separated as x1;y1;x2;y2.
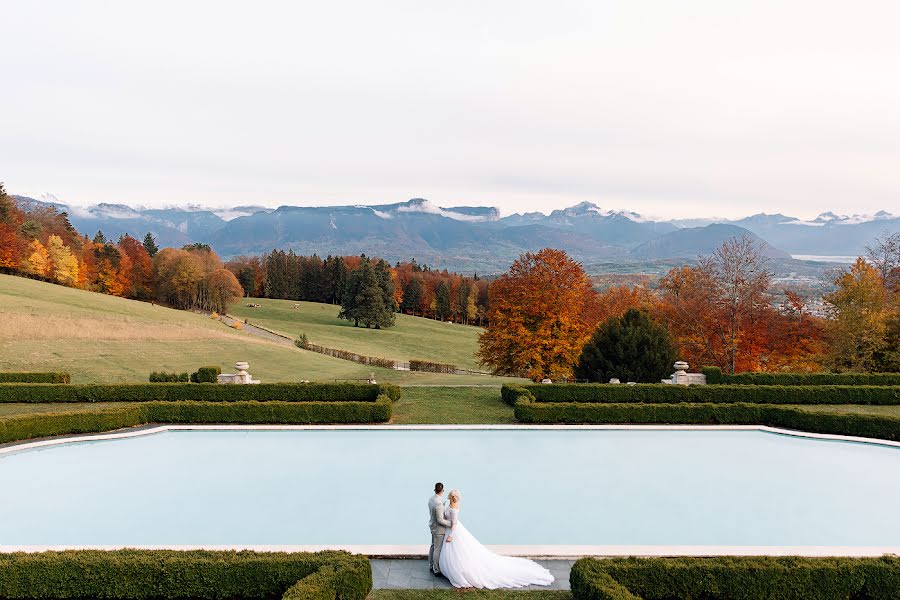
513;400;900;441
575;309;678;384
0;549;371;600
571;556;900;600
0;372;69;384
148;371;190;382
435;280;451;320
296;333;310;349
401;276;423;313
190;365;221;383
502;383;900;405
339;258;396;329
0;396;393;444
702;366;900;385
142;232;158;257
0;382;401;403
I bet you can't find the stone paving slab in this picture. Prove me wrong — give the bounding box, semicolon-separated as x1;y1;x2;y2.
371;559;573;590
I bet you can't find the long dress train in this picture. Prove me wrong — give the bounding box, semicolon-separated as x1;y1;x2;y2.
438;507;554;589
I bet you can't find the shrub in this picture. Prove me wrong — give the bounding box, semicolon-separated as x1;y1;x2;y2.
0;396;394;444
0;372;69;384
501;383;900;405
295;333;309;349
513;400;900;441
233;320;244;330
571;556;900;600
190;365;221;383
0;549;371;600
0;382;401;404
409;360;458;374
575;309;678;384
702;366;900;386
210;310;219;319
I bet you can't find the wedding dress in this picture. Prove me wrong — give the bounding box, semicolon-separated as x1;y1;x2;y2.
438;507;554;589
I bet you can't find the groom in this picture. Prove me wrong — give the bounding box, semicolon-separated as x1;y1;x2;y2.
428;482;453;576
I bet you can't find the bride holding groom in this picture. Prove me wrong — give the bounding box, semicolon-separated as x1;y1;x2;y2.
428;482;554;589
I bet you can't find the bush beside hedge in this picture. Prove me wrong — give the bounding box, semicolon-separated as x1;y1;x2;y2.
0;382;401;404
702;366;900;386
571;556;900;600
0;372;70;384
502;383;900;405
513;400;900;441
0;396;393;444
0;550;371;600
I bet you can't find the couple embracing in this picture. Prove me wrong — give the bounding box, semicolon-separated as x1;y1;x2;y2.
427;482;554;589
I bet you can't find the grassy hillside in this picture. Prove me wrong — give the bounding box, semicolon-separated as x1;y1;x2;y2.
0;275;519;384
230;297;485;371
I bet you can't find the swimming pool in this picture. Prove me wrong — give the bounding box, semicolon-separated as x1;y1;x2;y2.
1;426;899;551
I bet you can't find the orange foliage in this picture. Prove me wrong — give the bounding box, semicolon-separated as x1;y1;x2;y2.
478;248;600;381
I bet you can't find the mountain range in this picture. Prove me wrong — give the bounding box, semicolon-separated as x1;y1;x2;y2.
12;195;898;272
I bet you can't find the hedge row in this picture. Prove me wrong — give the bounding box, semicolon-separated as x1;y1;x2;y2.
0;397;393;444
0;550;371;600
501;383;900;405
702;366;900;386
0;382;401;403
571;556;900;600
0;372;70;384
513;400;900;441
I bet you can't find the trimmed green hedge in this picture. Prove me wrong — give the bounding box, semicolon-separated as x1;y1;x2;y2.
0;372;69;384
702;366;900;386
513;400;900;441
0;549;371;600
571;556;900;600
501;383;900;405
0;382;401;403
0;396;393;444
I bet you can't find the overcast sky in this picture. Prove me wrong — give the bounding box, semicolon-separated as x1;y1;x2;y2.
1;0;898;219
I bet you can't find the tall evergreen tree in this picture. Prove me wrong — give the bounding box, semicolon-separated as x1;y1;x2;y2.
93;230;106;244
374;259;398;314
574;308;678;383
142;232;159;257
435;280;451;321
237;267;255;297
339;258;394;328
401;277;424;314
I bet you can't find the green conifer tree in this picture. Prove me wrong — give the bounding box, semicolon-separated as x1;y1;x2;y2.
574;308;678;383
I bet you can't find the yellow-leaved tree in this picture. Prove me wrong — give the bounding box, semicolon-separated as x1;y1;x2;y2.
46;234;79;286
23;239;50;276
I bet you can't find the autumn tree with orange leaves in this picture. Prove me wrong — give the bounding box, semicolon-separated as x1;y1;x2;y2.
478;248;599;381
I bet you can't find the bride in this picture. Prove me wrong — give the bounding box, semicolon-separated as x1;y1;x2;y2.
438;489;554;589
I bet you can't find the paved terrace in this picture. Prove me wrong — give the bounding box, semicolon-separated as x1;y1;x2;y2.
371;558;574;590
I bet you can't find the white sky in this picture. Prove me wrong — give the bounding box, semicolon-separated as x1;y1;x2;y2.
1;0;899;219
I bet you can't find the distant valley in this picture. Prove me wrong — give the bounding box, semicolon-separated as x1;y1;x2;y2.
13;195;898;273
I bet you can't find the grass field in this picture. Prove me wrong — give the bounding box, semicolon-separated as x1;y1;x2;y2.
392;387;514;424
230;297;486;371
0;275;519;385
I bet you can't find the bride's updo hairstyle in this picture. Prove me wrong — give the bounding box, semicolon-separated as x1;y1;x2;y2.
448;489;461;503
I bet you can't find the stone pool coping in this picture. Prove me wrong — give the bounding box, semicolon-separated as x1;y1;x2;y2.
4;423;900;455
3;424;900;558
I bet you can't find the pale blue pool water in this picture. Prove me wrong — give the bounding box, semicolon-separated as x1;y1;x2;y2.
1;428;899;547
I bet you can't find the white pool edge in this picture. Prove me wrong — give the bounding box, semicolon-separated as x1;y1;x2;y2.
4;423;900;558
3;423;900;456
1;544;898;558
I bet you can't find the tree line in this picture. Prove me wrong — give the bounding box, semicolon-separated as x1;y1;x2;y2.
478;235;900;381
0;184;243;313
225;252;490;325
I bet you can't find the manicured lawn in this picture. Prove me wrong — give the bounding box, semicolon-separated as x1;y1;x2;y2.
0;403;137;417
370;591;572;600
791;404;900;417
392;387;514;424
230;297;487;371
0;275;518;385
